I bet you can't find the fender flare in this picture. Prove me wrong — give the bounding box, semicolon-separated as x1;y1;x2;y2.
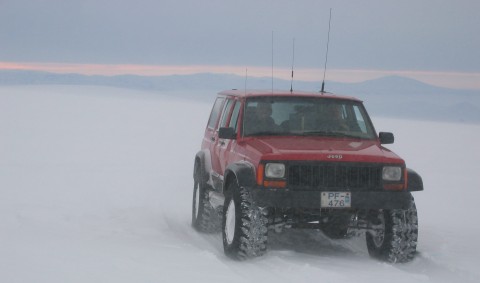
194;150;211;184
406;168;424;191
223;162;256;195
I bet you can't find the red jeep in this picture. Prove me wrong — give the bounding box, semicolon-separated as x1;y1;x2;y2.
192;90;423;263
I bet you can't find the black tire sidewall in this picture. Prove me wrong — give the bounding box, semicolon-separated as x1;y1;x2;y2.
222;182;242;257
366;196;418;263
366;210;394;260
192;163;206;229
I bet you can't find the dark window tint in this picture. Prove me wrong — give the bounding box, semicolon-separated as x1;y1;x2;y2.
243;97;376;139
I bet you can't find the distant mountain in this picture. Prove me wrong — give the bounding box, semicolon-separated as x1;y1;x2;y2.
0;70;272;92
330;76;480;124
1;70;479;124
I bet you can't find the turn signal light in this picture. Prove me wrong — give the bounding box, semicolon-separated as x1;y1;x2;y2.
256;164;264;186
263;180;286;188
383;184;405;190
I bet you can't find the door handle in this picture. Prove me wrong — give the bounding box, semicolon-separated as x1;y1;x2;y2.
210;136;215;142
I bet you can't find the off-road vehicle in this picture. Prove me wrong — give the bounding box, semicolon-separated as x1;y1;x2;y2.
192;90;423;263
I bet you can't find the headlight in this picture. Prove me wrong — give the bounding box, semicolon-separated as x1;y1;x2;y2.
265;163;285;178
382;166;402;181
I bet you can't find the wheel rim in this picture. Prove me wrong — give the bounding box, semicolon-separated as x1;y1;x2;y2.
225;199;236;245
372;213;386;247
194;183;200;220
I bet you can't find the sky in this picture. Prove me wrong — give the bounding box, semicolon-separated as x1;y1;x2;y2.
1;0;479;89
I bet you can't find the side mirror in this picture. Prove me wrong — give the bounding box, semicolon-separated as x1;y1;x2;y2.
218;127;236;140
379;132;394;144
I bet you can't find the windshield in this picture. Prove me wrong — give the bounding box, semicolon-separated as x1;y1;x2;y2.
243;96;376;139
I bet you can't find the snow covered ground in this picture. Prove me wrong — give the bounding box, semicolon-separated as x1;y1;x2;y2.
1;85;479;283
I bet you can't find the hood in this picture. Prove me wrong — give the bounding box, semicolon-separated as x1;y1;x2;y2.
242;136;403;164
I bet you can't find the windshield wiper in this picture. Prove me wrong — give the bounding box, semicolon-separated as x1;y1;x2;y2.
247;131;284;136
301;131;362;139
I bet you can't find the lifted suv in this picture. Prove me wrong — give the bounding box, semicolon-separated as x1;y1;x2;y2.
192;90;423;263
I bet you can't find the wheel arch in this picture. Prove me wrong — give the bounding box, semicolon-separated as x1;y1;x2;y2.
223;162;256;195
194;150;211;184
406;168;423;191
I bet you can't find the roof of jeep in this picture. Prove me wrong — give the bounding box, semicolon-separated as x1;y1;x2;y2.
218;89;362;102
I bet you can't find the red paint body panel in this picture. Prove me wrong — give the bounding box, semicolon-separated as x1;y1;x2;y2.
200;90;406;189
218;89;362;102
238;136;404;165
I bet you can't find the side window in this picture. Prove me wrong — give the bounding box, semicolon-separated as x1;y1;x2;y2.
219;99;234;128
228;101;241;132
352;105;369;134
207;97;225;129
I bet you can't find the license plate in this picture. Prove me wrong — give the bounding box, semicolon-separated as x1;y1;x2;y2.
321;192;351;208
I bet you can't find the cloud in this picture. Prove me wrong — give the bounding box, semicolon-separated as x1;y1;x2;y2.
1;0;479;73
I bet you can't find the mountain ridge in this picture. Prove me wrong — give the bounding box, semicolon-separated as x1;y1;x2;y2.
1;69;478;95
1;70;479;123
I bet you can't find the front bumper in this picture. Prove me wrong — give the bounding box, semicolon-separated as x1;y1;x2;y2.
250;187;412;210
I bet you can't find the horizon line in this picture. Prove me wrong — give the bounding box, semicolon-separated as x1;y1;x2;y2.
1;61;479;90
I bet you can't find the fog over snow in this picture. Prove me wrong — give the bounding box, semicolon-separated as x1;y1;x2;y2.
1;85;480;282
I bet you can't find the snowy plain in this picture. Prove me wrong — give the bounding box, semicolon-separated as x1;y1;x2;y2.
1;85;479;283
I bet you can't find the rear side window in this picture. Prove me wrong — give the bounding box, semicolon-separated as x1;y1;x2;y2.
207;97;225;129
219;99;234;128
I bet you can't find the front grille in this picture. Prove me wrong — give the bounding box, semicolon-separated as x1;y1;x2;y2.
287;163;381;190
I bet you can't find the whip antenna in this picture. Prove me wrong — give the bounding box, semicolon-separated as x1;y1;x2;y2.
271;31;274;93
321;8;332;93
290;38;296;93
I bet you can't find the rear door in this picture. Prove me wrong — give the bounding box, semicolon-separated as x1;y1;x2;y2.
202;97;225;179
217;99;242;175
213;98;235;178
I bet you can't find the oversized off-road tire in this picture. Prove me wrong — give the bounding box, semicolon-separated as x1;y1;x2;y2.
366;196;418;263
191;163;221;233
222;181;268;260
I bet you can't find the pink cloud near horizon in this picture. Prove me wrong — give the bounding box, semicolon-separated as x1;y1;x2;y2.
1;61;480;91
